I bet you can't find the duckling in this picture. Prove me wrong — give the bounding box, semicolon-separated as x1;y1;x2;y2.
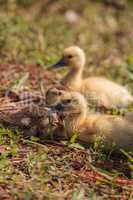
52;91;133;150
51;46;133;108
0;92;58;137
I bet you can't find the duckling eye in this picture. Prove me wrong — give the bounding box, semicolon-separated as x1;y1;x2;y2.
63;99;71;104
66;99;71;103
58;91;62;95
68;55;73;59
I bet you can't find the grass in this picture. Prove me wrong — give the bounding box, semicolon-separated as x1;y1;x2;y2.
0;0;133;199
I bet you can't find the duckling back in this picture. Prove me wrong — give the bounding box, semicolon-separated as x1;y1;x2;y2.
92;115;133;150
80;77;133;108
57;111;133;150
125;112;133;123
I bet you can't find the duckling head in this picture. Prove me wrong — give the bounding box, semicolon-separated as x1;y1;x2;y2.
46;87;67;106
53;92;88;118
51;46;86;71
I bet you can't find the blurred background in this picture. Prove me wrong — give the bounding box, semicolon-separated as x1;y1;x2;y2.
0;0;132;91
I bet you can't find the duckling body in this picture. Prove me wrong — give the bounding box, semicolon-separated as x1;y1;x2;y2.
53;92;133;150
51;46;133;108
78;77;132;107
70;114;133;150
125;112;133;123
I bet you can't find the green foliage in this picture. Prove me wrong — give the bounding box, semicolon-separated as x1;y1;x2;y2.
69;132;79;144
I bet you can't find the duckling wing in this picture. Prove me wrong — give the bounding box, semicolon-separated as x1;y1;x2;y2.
125;112;133;123
81;77;132;108
95;115;133;150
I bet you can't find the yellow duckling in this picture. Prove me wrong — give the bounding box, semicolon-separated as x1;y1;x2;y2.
51;46;133;108
52;91;133;150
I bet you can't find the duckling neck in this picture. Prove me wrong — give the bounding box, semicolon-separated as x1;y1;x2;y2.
64;109;87;135
61;68;83;90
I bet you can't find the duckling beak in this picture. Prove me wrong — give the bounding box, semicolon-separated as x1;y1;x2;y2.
54;103;64;112
51;58;66;68
48;103;64;114
47;108;56;116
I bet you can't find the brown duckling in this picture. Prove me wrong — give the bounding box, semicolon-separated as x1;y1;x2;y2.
50;46;133;108
52;91;133;150
46;87;69;106
0;92;58;137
